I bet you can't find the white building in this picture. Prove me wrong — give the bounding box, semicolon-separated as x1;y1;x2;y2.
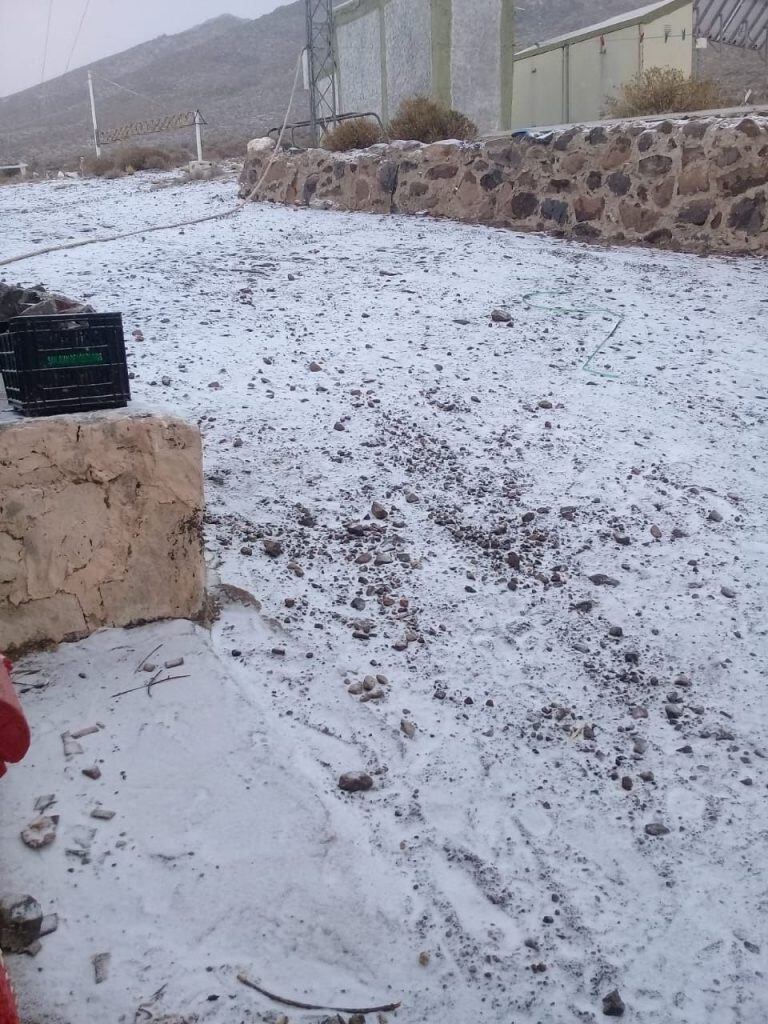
333;0;515;133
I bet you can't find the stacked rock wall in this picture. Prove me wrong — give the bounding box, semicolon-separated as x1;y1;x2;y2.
0;410;205;654
239;115;768;252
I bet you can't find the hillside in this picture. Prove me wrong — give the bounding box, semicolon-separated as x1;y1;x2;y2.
1;0;765;167
0;4;308;167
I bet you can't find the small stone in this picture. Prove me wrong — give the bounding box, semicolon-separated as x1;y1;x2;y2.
376;674;389;686
363;675;377;691
630;706;648;719
360;687;385;702
490;308;512;323
405;493;420;504
609;626;623;638
418;950;431;966
602;989;625;1016
538;399;553;410
309;361;322;372
589;574;620;587
240;545;253;556
507;551;520;570
644;822;670;837
401;719;416;739
708;510;723;523
20;817;58;850
677;744;693;754
374;551;394;566
61;732;83;757
338;772;374;793
721;586;736;599
0;895;43;953
39;914;59;937
650;525;662;540
371;501;388;520
347;682;364;695
350;597;366;611
263;538;283;557
621;776;633;791
613;532;631;546
92;952;110;984
333;421;346;432
633;738;648;755
665;703;683;719
82;766;101;780
639;770;655;782
90;808;116;821
164;657;184;670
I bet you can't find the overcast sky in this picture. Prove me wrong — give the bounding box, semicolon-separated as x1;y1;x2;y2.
0;0;292;96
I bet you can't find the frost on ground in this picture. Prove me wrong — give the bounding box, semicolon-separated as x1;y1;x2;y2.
0;174;767;1024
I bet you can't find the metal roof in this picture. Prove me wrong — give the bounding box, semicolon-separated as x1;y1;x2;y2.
695;0;768;50
515;0;692;58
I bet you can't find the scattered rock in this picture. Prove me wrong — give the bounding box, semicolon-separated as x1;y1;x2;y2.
708;509;723;523
621;776;633;791
418;950;431;966
91;808;116;821
490;308;512;323
21;817;58;850
602;989;625;1017
609;626;623;638
650;525;662;540
644;822;670;837
338;772;374;793
82;766;102;780
263;538;283;557
309;361;322;372
92;952;111;984
589;574;620;587
0;895;43;953
61;732;83;757
371;501;388;520
721;586;736;598
401;719;416;739
333;421;346;432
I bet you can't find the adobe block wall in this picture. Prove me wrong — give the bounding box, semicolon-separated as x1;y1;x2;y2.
0;409;205;654
239;115;768;253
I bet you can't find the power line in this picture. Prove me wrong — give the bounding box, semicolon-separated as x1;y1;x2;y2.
65;0;91;74
40;0;54;84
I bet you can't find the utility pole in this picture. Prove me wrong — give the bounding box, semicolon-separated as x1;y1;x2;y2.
87;72;101;157
304;0;337;147
194;110;204;162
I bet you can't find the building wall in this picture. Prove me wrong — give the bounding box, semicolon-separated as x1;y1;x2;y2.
512;1;694;129
335;0;513;131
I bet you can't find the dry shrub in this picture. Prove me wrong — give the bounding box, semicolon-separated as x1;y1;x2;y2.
82;145;189;177
388;96;478;144
323;117;383;151
605;67;727;117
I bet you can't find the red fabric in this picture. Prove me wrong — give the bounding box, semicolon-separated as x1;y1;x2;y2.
0;657;30;775
0;953;20;1024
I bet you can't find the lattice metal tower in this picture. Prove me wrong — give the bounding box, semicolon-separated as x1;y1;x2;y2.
305;0;338;146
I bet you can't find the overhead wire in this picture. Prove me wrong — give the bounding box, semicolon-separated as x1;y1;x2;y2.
65;0;91;73
40;0;54;84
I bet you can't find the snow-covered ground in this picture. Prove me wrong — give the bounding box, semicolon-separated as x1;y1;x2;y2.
1;172;767;1024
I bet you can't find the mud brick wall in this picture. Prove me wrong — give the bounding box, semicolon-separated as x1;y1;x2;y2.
0;410;205;654
239;116;768;253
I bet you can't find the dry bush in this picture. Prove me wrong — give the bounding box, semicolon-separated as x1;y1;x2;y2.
322;117;383;151
82;145;190;177
388;96;478;144
605;67;727;117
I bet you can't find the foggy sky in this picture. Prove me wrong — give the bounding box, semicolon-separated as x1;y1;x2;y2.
0;0;292;97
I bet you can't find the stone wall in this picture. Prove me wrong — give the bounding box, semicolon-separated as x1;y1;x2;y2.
239;115;768;252
0;409;205;654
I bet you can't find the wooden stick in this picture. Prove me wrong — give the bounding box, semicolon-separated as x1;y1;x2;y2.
135;643;163;674
111;675;190;699
236;974;401;1014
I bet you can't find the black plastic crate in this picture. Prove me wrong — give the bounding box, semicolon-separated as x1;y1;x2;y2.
0;312;130;417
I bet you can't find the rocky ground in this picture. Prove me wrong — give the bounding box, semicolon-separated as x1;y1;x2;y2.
0;172;767;1024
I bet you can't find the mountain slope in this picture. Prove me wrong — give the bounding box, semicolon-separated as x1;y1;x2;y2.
0;4;308;166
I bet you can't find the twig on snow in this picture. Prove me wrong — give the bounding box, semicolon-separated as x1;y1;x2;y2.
111;674;190;699
236;974;402;1014
135;643;164;674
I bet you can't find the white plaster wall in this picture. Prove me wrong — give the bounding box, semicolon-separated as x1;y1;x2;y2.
337;10;383;116
384;0;432;117
451;0;503;131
